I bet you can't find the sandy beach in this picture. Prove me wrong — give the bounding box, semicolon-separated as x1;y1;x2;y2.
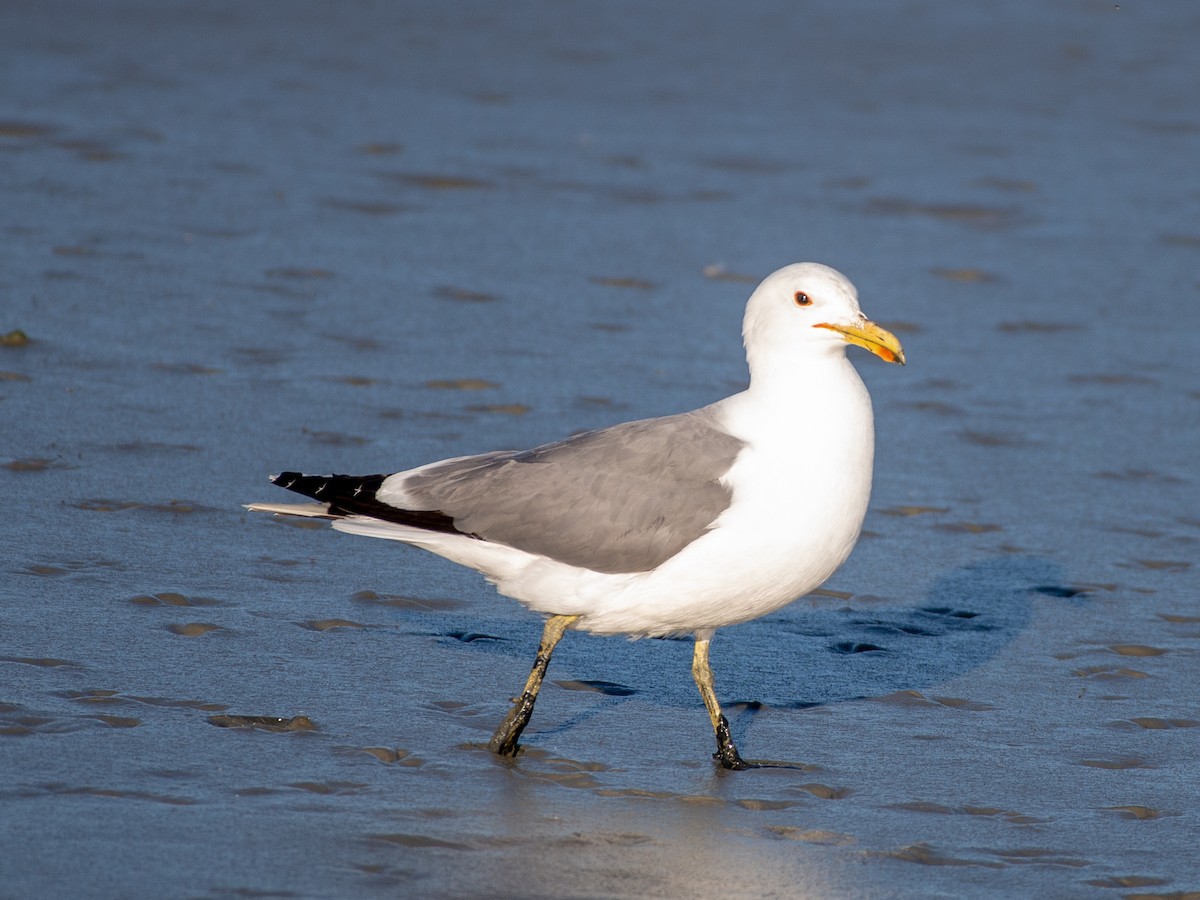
2;2;1198;897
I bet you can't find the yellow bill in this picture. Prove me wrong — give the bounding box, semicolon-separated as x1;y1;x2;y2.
815;320;906;365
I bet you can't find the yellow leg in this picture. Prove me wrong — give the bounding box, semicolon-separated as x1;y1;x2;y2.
488;614;579;757
691;635;752;770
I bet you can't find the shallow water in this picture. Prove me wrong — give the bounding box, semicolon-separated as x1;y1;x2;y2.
2;1;1198;897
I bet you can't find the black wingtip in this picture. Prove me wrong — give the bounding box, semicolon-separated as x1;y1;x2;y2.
267;470;473;538
271;471;305;491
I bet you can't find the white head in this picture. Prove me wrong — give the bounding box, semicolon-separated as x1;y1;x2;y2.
742;262;905;380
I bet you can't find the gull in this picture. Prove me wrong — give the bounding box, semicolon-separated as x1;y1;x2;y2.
246;262;905;769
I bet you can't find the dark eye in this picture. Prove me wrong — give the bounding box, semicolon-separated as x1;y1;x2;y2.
793;291;812;307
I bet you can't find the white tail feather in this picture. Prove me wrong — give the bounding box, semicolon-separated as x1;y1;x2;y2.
244;502;334;518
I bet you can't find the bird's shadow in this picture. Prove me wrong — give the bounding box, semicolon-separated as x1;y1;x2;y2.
719;554;1079;710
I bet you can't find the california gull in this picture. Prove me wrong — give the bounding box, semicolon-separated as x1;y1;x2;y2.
246;262;905;769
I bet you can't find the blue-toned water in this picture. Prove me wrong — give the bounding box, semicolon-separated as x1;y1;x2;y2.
2;2;1197;897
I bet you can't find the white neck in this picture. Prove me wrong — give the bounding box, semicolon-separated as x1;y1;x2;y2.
718;347;875;484
744;342;868;410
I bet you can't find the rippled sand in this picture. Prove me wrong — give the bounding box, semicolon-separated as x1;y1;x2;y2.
2;1;1198;897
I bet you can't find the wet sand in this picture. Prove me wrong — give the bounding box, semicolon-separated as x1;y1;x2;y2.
2;1;1198;897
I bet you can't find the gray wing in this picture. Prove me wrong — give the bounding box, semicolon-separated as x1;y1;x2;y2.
386;408;744;574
